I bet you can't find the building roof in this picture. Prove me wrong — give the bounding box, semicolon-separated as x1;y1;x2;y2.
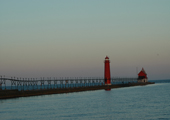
138;68;147;75
141;68;147;74
105;56;109;59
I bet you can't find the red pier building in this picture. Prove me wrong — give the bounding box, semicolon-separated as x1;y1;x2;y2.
104;56;111;85
138;68;148;82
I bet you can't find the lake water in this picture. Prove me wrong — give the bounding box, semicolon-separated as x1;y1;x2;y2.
0;81;170;120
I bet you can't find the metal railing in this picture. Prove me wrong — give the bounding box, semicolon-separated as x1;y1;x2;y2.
0;76;138;91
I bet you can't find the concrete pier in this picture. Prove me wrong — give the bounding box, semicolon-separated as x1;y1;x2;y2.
0;82;154;99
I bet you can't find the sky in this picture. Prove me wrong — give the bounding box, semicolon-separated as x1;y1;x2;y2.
0;0;170;80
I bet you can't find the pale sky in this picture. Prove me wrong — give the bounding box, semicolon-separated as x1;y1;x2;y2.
0;0;170;80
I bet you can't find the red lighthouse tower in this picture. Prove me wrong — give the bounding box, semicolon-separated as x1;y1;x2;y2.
104;56;111;85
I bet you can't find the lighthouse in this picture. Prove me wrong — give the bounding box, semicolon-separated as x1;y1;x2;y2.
104;56;111;85
138;68;148;83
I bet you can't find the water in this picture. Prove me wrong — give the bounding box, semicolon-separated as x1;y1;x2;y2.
0;82;170;120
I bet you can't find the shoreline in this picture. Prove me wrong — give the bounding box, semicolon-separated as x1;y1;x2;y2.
0;82;154;99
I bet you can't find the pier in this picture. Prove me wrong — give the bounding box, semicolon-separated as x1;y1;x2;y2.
0;76;154;99
0;56;154;99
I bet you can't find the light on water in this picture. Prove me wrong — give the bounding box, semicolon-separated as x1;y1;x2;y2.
0;83;170;120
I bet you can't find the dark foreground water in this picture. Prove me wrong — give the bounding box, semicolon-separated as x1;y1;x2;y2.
0;82;170;120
